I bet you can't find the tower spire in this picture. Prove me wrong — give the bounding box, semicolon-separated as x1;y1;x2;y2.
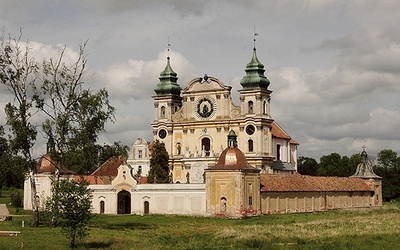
154;39;181;96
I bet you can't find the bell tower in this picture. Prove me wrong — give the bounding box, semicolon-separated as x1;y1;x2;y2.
152;53;182;154
238;46;274;172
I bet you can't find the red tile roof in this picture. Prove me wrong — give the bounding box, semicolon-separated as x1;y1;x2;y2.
36;153;74;174
271;122;298;145
260;174;373;192
91;155;126;177
74;175;105;185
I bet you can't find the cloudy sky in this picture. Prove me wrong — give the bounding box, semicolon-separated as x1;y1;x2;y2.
1;0;399;160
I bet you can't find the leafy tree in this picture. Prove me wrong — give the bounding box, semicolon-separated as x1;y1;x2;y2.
97;141;129;167
0;32;40;226
374;149;400;201
317;153;354;177
297;156;318;175
148;140;170;183
34;42;115;176
45;179;92;248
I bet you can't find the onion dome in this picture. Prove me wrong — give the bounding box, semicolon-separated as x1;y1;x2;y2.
240;48;270;90
154;57;181;96
209;130;259;172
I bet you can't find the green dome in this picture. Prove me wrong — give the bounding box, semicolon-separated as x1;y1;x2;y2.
240;48;270;90
154;57;181;96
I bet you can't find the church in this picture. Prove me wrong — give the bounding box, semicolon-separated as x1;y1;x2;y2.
24;46;382;217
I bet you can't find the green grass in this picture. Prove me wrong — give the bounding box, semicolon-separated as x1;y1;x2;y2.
1;192;400;249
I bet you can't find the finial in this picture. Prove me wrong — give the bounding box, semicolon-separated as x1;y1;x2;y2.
361;145;368;163
253;25;258;50
167;36;171;59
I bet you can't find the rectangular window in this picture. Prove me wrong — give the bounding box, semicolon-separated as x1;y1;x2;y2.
138;150;143;159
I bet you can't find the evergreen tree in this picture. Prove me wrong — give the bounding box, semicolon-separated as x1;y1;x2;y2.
148;140;170;183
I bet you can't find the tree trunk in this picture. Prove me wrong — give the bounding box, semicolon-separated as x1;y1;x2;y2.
29;170;40;227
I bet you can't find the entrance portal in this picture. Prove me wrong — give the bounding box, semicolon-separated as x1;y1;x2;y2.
117;190;131;214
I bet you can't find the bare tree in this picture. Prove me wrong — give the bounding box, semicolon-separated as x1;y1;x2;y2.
0;31;40;227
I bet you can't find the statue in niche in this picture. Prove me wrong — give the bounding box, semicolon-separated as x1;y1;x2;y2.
194;146;198;157
201;145;206;157
186;172;190;183
185;146;190;158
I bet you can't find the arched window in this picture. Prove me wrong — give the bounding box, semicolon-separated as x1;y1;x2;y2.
220;197;227;213
263;100;267;114
248;196;253;206
248;139;254;152
201;138;211;157
161;106;166;118
248;101;254;114
100;201;105;214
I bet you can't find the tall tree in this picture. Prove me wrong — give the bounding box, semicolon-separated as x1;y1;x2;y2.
148;140;170;183
0;33;40;226
97;141;129;167
317;153;354;177
34;42;115;176
297;156;318;176
45;179;92;248
374;149;400;201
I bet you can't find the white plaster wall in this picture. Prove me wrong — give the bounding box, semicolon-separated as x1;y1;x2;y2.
131;183;206;216
90;185;117;214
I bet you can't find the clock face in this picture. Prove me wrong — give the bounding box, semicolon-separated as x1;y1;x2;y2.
158;129;167;139
246;125;255;135
196;97;215;119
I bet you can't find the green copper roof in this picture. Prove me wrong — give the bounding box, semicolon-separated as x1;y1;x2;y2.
240;48;270;90
154;57;181;96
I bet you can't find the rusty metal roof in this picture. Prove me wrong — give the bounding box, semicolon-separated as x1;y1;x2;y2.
208;146;259;172
260;174;373;192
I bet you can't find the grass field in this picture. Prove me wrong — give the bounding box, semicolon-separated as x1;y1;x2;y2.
1;192;400;249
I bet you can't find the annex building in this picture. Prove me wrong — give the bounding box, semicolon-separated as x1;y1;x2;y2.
24;47;382;217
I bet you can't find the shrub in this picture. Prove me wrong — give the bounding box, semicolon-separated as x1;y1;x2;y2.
10;189;23;207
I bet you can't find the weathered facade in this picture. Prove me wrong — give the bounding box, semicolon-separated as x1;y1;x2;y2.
24;47;382;217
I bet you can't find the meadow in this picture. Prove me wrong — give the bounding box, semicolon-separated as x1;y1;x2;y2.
1;192;400;249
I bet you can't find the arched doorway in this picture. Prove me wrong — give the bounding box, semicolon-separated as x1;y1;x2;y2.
201;137;211;156
100;200;105;214
117;190;131;214
144;201;149;215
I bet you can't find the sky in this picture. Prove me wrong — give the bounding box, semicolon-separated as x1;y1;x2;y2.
0;0;399;160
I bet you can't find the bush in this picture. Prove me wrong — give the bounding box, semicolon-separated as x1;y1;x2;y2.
10;189;23;207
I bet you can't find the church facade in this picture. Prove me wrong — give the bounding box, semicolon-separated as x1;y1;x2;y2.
24;47;382;217
152;48;297;184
